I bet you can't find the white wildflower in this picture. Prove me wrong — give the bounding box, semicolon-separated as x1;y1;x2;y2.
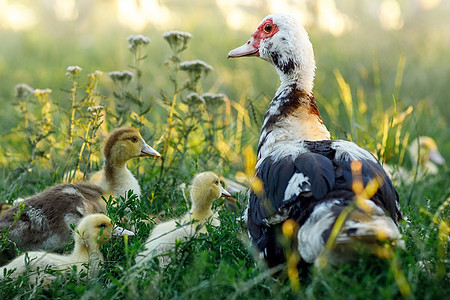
109;71;134;84
202;93;226;106
33;88;52;96
163;30;192;53
66;66;82;78
14;83;34;99
179;60;213;77
87;105;104;117
87;105;104;112
127;34;151;52
186;93;206;106
89;70;103;79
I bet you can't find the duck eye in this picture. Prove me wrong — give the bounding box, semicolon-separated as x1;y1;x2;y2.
131;136;138;143
264;23;273;33
99;223;106;228
215;180;219;185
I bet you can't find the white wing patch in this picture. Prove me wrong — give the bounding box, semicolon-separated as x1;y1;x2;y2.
61;186;83;197
263;207;291;225
331;140;378;163
284;172;310;201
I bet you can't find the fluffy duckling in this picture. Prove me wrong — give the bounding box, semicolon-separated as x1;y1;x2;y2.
385;136;446;185
0;202;11;217
408;136;445;174
135;172;231;266
0;214;133;283
90;127;161;199
0;183;106;262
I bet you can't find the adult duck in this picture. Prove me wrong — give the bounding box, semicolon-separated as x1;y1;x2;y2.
228;14;402;267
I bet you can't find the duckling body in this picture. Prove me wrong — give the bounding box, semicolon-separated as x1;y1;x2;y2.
0;214;132;283
0;184;105;257
90;127;160;199
135;172;231;266
384;136;446;185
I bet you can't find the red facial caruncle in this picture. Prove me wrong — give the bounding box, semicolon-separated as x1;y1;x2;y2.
251;19;279;49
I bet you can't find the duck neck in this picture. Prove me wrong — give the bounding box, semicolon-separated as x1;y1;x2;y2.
276;64;315;95
191;197;213;222
72;236;100;260
104;160;128;186
257;79;330;159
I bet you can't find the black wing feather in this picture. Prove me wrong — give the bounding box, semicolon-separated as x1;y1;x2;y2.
293;152;335;199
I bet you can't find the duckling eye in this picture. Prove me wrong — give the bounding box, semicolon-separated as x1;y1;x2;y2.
131;136;138;143
264;23;273;33
99;223;106;228
215;180;219;185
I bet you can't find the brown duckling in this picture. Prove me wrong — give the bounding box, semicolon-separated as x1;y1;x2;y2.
0;183;106;260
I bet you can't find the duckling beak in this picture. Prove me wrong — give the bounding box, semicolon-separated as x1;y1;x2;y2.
140;143;161;158
220;187;236;202
429;149;445;165
113;226;135;236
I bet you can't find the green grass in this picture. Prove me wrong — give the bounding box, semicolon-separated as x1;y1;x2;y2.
0;1;449;299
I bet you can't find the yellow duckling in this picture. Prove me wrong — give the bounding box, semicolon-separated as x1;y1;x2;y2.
384;136;446;185
135;172;231;266
0;203;11;217
90;127;161;199
0;214;133;283
408;136;445;175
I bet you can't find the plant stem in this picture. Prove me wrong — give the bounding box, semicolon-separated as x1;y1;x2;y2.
68;81;78;145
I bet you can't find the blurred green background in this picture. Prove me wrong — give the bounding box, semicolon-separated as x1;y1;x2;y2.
0;0;448;162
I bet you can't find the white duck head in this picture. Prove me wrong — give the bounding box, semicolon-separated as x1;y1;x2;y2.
228;14;316;93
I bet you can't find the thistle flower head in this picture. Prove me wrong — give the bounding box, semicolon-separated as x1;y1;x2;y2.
163;30;192;53
14;83;34;99
127;34;151;52
109;71;134;84
179;60;213;78
66;66;82;78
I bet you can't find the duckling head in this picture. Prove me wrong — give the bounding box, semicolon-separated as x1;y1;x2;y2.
189;172;231;213
104;128;161;167
75;214;115;249
74;214;134;251
409;136;445;173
